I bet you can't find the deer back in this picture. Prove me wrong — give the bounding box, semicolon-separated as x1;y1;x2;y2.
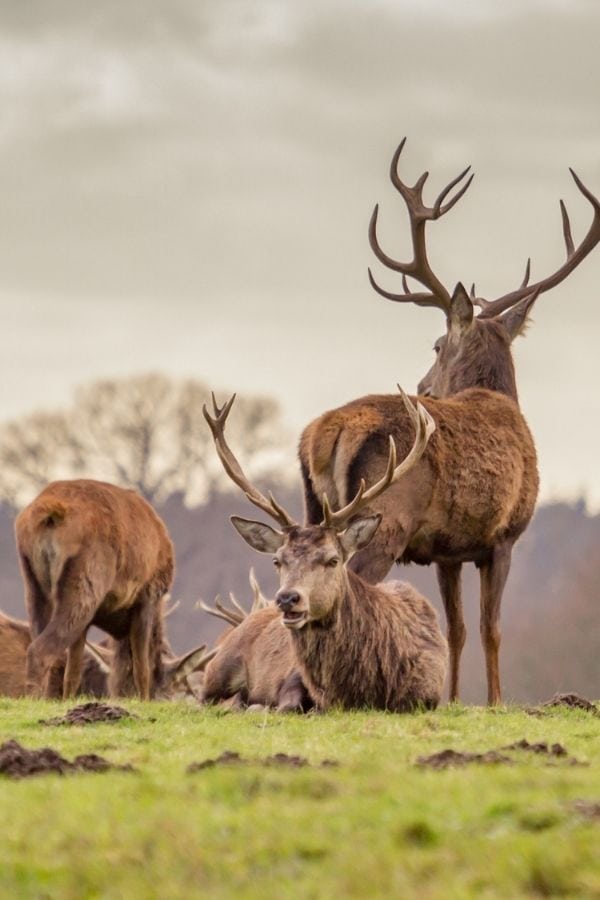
301;388;538;564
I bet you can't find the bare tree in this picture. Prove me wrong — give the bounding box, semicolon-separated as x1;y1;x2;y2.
0;374;286;507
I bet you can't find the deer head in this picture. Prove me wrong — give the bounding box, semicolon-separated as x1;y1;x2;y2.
203;391;435;629
369;139;600;401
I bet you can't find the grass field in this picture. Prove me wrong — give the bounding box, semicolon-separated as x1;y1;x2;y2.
1;698;599;899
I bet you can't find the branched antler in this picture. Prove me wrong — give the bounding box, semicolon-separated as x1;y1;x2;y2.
203;393;295;529
475;169;600;317
368;138;473;314
320;387;435;531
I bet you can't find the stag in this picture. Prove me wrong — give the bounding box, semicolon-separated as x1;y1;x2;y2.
15;478;206;700
300;139;600;704
203;393;447;713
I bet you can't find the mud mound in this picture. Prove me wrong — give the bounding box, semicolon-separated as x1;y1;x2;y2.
542;693;599;715
187;750;337;773
418;738;585;770
0;740;134;779
416;749;512;770
265;753;308;768
572;800;600;819
503;739;567;756
41;702;135;726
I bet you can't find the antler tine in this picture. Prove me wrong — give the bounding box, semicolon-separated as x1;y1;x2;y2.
433;166;474;218
321;391;435;531
249;568;269;612
478;168;600;319
203;393;295;529
369;140;473;316
228;591;247;619
164;597;180;619
196;597;243;627
520;258;531;290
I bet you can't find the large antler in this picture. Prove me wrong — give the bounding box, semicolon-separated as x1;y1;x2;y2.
321;387;435;531
474;169;600;318
368;137;473;315
203;393;296;529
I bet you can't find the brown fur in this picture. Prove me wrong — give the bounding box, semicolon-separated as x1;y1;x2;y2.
201;606;312;711
293;570;447;711
300;311;539;705
0;611;107;698
15;479;174;700
221;523;447;711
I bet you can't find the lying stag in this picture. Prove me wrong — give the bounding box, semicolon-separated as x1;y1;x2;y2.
300;140;600;703
15;479;206;699
203;392;447;712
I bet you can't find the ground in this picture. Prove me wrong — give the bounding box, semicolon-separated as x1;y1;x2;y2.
1;699;599;899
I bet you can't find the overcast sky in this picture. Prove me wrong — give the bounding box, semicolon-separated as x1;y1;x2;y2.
0;0;599;505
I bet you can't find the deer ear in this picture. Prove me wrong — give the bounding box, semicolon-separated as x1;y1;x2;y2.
448;282;474;337
497;291;538;341
338;515;382;559
230;516;285;554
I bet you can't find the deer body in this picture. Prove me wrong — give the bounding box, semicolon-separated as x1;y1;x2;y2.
301;387;538;578
203;390;445;712
16;478;175;699
201;605;311;711
298;140;599;704
285;555;446;711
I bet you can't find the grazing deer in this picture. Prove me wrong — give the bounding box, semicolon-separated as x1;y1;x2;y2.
203;393;447;713
300;139;600;704
0;610;109;698
15;478;203;700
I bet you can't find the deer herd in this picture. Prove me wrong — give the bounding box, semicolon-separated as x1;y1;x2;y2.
4;140;600;712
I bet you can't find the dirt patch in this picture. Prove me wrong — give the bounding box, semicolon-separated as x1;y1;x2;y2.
571;800;600;820
416;749;513;770
0;740;135;779
265;753;308;768
526;693;600;717
542;693;599;714
187;750;338;773
503;739;567;757
418;739;585;770
40;702;136;726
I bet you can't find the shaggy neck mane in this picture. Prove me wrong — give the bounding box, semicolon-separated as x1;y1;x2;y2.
290;569;407;709
451;322;518;403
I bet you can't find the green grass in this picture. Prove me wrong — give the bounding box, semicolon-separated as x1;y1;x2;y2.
1;699;600;899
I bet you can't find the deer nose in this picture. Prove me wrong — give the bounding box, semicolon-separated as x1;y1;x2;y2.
276;591;301;611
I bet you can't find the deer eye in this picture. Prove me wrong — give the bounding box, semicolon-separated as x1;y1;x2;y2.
325;557;339;568
273;558;281;569
434;344;441;355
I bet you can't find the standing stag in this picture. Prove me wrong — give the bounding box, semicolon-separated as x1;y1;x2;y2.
300;140;600;704
15;479;206;700
203;393;447;713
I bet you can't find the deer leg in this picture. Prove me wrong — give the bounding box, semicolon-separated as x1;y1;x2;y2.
26;568;100;699
63;629;87;699
479;541;513;706
20;557;65;697
129;599;156;701
276;671;313;713
436;562;465;702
